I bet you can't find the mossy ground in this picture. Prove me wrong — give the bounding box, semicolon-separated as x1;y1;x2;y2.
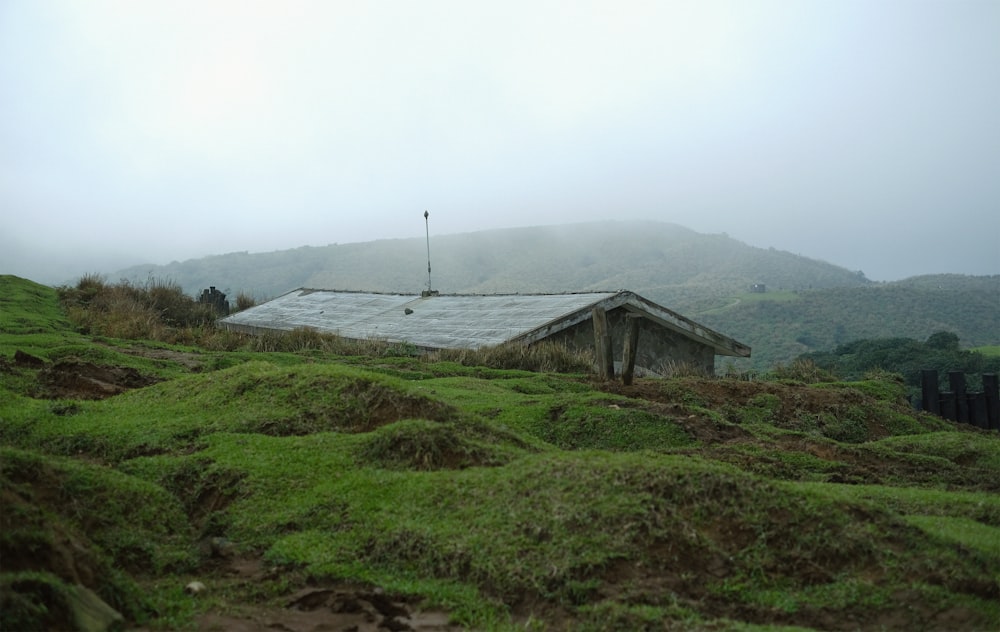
2;275;999;631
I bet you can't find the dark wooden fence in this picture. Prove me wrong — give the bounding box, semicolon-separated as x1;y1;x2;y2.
920;370;999;431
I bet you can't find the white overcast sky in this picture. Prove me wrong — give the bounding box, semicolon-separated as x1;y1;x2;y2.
2;0;998;283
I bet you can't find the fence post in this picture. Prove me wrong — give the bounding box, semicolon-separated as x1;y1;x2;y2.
984;374;999;431
920;370;939;415
949;372;968;423
971;393;989;429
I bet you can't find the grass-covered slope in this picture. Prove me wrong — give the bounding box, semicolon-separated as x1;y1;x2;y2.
2;275;999;631
700;278;1000;370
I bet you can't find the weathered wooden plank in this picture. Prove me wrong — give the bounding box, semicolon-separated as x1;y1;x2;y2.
971;392;989;428
592;306;614;380
949;372;968;423
920;370;998;432
621;314;641;386
920;369;940;415
984;373;999;431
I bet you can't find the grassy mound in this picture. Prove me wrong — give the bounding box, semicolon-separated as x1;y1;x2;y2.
2;275;999;631
0;447;194;630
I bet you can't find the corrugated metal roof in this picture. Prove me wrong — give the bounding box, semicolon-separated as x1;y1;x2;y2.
219;289;621;350
218;288;750;357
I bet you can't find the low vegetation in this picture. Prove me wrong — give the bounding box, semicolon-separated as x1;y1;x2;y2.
2;274;999;631
699;280;1000;370
797;331;1000;402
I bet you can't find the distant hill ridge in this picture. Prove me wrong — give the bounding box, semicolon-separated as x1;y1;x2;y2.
110;220;999;370
114;220;870;300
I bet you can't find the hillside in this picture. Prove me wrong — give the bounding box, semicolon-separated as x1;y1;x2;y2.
2;274;999;631
108;221;999;371
699;278;1000;371
112;221;869;302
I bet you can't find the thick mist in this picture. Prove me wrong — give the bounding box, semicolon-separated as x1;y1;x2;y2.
2;1;998;284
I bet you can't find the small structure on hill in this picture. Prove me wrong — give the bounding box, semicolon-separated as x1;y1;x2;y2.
218;289;750;376
199;287;230;316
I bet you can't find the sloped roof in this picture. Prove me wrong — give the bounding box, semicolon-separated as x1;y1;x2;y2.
218;288;750;357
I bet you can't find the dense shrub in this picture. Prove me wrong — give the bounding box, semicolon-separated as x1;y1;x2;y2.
799;331;1000;392
59;276;216;342
234;292;257;313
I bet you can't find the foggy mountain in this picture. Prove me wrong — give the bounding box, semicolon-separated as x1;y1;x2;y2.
108;220;998;370
112;220;868;304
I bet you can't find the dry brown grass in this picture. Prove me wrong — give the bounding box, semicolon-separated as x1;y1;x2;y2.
234;292;257;313
426;340;593;373
770;358;838;383
59;276;216;343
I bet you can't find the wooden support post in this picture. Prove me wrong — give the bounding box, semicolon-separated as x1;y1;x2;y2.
621;314;641;386
983;374;999;431
949;372;968;423
971;393;989;429
920;370;939;415
592;306;614;380
940;391;956;422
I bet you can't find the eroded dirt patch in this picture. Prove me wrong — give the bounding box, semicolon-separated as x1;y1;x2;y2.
37;359;159;400
187;557;465;632
115;344;205;371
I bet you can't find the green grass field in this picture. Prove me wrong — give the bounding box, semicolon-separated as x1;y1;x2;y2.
2;274;999;631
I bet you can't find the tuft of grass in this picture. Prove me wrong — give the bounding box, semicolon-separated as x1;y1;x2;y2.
358;418;524;470
654;359;709;378
770;358;838;383
233;291;257;312
427;340;593;374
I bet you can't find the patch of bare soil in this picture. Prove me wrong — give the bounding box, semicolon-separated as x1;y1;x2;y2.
184;557;465;632
338;381;457;433
115;345;205;371
37;359;159;400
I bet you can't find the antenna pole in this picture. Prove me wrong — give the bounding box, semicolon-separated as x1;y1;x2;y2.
424;210;432;293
